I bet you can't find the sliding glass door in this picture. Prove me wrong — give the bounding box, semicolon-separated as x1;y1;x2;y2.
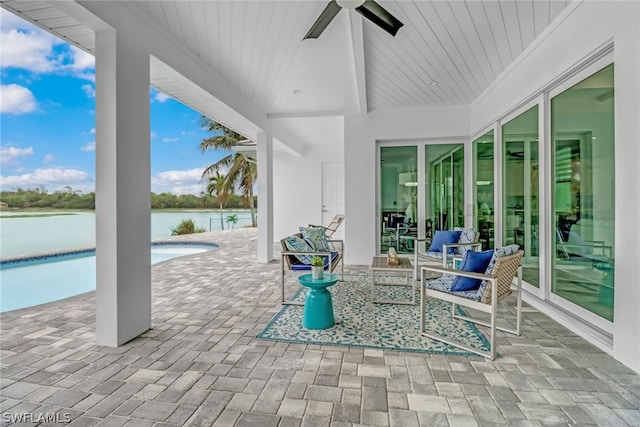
425;144;465;235
502;106;540;287
473;131;495;250
551;64;615;322
379;146;417;254
378;142;464;254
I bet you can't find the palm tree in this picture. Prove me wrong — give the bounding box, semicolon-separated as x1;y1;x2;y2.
207;172;229;230
200;117;257;227
226;214;238;229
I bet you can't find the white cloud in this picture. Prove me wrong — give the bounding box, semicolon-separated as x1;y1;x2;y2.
150;131;158;139
0;9;94;80
0;84;38;114
151;168;205;195
69;45;95;71
81;141;96;152
0;167;93;190
43;154;55;164
90;128;96;134
0;27;59;73
81;84;95;98
162;137;178;143
154;92;171;103
0;145;34;166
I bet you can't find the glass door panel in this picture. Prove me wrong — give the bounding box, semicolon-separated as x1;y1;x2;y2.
502;106;540;286
551;64;615;321
425;144;464;236
379;146;417;254
442;157;452;229
473;131;495;250
453;149;465;229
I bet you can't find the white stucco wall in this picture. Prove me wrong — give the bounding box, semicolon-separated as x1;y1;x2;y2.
344;107;471;266
471;1;640;373
272;116;345;241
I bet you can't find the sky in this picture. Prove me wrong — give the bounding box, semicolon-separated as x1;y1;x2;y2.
0;8;231;195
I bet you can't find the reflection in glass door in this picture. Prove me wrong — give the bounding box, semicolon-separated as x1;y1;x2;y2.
473;131;495;250
551;64;615;322
379;146;417;254
425;144;464;237
502;106;540;287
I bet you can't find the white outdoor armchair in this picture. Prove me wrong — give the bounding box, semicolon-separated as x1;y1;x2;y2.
420;249;524;360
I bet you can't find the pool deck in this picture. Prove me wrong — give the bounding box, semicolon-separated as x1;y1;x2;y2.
1;228;640;426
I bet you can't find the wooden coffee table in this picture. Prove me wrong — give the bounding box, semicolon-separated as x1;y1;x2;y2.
370;256;415;305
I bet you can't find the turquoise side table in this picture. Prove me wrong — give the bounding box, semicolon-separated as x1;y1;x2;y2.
297;273;340;330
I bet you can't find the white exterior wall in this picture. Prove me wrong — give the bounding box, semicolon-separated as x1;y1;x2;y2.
344;107;471;265
471;1;640;372
273;118;344;241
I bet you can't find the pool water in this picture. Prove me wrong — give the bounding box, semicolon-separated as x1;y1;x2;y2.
0;243;216;313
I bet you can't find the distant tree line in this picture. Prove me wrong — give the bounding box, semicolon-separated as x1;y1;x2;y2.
0;187;257;210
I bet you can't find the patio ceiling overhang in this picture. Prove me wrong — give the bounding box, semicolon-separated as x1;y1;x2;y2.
2;0;573;126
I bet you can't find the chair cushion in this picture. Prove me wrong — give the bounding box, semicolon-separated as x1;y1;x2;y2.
283;234;314;264
290;252;340;270
455;227;478;256
428;230;462;254
450;250;494;292
299;226;331;252
426;274;482;301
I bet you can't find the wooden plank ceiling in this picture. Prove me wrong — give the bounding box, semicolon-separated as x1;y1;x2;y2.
2;0;572;116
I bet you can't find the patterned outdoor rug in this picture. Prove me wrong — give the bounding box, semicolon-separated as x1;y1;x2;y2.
257;274;492;356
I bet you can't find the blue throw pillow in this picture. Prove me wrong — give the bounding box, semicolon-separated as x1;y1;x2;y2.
428;230;462;254
450;250;494;292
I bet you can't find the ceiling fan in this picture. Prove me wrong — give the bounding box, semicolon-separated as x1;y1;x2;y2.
303;0;404;40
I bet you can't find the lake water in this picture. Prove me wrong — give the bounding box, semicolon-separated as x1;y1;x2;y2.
0;210;253;258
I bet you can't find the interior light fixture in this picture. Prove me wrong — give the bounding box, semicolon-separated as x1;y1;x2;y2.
428;80;438;86
336;0;366;8
398;172;417;187
293;89;302;95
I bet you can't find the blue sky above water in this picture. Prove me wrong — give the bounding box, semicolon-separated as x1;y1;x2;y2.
0;8;230;195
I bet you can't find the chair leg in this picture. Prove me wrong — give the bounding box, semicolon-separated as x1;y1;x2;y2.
515;266;523;336
280;254;304;306
420;272;426;333
281;255;286;305
489;300;497;360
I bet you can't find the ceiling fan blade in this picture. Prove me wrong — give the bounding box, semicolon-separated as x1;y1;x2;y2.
303;0;342;40
355;0;404;37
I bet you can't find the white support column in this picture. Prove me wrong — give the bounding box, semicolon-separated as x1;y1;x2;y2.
257;131;274;262
95;29;152;346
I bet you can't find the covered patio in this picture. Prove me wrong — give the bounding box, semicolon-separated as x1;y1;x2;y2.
2;229;640;426
1;1;640;414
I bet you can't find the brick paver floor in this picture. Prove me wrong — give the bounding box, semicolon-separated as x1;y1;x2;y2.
2;228;639;426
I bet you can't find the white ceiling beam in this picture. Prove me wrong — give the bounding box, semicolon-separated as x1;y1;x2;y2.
347;10;367;115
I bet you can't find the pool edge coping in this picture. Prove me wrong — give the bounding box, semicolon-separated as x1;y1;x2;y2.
0;241;219;267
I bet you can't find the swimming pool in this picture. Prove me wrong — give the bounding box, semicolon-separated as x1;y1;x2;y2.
0;242;217;313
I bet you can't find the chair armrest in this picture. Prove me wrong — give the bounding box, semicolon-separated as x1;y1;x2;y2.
420;265;495;282
281;250;333;256
443;242;481;248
